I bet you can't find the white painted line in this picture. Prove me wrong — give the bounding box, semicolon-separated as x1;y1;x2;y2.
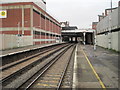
72;44;78;89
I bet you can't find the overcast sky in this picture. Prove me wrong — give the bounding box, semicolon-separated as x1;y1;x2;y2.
0;0;119;28
46;0;119;28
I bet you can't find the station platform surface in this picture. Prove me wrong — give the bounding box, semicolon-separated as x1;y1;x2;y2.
0;43;62;57
73;43;118;89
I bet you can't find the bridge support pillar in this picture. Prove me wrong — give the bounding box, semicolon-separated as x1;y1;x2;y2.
69;37;71;42
75;37;77;43
71;37;73;42
83;32;86;45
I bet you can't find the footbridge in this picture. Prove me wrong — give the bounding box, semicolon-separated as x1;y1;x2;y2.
61;29;95;45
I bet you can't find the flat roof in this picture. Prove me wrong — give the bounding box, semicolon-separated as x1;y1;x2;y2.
62;29;95;33
0;2;60;25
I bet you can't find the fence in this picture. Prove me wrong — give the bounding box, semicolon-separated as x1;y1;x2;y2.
0;34;33;50
96;31;120;52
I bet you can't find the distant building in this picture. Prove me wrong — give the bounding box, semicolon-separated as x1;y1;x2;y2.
60;21;78;30
0;0;46;11
105;7;117;16
98;7;117;22
60;21;69;27
62;26;78;30
98;13;105;22
92;22;98;30
96;1;120;52
0;1;61;46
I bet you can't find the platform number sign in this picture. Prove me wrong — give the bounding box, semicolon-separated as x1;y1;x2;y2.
0;10;7;18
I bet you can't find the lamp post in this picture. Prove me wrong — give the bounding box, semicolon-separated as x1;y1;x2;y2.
17;22;20;35
83;32;86;45
48;20;50;43
93;30;96;50
17;21;28;47
111;0;112;13
108;15;111;49
108;0;112;49
52;22;53;43
18;21;28;36
23;21;28;35
17;22;20;47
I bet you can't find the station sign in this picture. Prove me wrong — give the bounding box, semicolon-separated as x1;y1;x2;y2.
0;10;7;18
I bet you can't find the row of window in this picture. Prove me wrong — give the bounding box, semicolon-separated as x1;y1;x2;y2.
33;31;60;37
33;9;60;28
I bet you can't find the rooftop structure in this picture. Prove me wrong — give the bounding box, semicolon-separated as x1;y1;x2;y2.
97;6;120;34
92;22;98;30
105;7;117;16
62;26;78;30
60;21;69;27
0;0;46;11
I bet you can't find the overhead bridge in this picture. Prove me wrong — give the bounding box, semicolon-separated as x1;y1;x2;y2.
62;29;95;45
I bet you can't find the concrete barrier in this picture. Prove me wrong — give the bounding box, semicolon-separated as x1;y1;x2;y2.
96;31;120;52
0;34;33;50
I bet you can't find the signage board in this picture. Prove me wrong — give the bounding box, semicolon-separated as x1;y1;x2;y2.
0;10;7;18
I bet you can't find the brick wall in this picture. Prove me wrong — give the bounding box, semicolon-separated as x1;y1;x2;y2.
33;10;40;27
24;8;31;27
1;9;22;27
1;2;61;45
41;14;45;30
46;18;49;31
0;8;31;35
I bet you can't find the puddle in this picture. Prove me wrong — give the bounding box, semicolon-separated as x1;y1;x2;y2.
94;64;103;67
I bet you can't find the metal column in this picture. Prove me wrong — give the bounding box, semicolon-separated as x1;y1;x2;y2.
83;32;86;45
75;37;77;43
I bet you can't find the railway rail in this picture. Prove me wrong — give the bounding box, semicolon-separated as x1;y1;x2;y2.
1;43;75;89
0;44;66;71
1;43;65;66
1;44;67;82
18;44;76;89
1;44;68;85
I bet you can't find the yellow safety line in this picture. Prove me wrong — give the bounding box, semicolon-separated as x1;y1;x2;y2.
82;49;106;90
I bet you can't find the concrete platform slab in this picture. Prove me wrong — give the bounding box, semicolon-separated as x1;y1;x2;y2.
73;43;102;89
79;44;119;89
78;82;101;88
0;43;63;57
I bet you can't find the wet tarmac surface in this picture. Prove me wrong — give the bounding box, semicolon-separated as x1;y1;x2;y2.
82;45;118;88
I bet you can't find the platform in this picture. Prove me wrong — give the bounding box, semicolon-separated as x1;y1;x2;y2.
73;43;118;89
0;43;63;57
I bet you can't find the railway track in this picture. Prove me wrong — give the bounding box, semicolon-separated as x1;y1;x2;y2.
61;46;75;88
1;44;67;83
1;43;75;89
1;43;65;66
18;44;76;89
0;44;66;71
